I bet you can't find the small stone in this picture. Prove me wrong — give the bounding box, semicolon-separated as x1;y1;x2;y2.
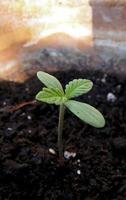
101;74;107;83
21;112;26;116
49;50;62;57
77;159;81;166
72;152;76;157
5;128;15;139
77;170;81;175
49;148;56;155
25;87;30;92
27;115;32;120
28;130;32;133
7;127;13;131
3;101;7;106
64;151;76;159
107;93;117;103
101;77;106;83
50;51;58;57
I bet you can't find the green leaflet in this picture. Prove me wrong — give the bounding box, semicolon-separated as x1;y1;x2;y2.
36;72;105;128
36;87;67;105
37;71;64;94
65;100;105;128
65;79;93;99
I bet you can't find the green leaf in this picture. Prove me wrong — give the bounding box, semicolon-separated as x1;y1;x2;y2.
37;71;64;94
36;87;67;105
65;79;93;99
65;100;105;128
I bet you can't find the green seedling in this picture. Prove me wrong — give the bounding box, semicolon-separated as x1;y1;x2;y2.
35;71;105;163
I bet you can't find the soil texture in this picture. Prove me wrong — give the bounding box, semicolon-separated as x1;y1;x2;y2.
0;70;126;200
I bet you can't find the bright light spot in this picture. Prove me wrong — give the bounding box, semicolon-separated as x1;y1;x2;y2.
0;0;93;81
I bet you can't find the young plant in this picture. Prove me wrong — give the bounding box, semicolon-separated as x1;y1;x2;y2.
35;71;105;162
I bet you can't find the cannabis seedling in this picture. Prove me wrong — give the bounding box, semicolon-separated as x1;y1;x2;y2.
36;71;105;162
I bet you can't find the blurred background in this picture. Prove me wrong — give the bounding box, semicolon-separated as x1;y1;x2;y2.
0;0;126;82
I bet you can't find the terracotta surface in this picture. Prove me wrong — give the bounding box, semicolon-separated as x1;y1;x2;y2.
0;0;126;81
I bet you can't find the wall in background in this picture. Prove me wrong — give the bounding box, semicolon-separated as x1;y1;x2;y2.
0;0;126;81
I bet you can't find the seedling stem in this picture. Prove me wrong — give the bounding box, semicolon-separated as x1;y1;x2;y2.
58;104;65;163
35;71;105;164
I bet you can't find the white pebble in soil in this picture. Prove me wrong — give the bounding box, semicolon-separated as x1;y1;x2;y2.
3;101;7;106
49;148;56;155
28;130;32;133
49;50;62;57
107;93;117;103
77;159;81;166
7;127;13;131
25;87;30;92
64;151;76;160
77;170;81;175
21;112;26;116
101;74;107;83
27;115;32;120
101;77;106;83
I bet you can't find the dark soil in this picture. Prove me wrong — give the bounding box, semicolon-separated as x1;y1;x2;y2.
0;69;126;200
